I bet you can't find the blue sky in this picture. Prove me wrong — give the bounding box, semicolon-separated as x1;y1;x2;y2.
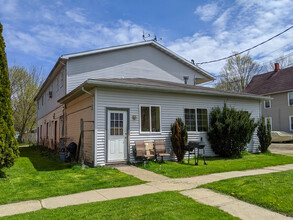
1;0;293;79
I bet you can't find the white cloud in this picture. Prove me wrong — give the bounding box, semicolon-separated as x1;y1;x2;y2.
169;0;293;75
65;9;88;24
194;3;219;21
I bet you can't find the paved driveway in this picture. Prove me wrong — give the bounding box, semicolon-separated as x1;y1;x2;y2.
269;143;293;156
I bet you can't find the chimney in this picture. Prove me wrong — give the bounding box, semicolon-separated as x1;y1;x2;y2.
274;63;279;72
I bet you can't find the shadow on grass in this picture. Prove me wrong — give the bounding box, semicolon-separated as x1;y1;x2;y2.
20;147;73;171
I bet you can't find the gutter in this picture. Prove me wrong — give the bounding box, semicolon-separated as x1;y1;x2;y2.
82;87;94;96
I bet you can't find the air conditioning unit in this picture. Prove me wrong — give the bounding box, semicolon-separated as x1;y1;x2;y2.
49;91;53;98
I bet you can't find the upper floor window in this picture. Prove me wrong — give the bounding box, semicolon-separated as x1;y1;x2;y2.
140;105;160;132
289;116;293;131
184;108;208;132
264;100;271;109
183;76;189;85
288;92;293;106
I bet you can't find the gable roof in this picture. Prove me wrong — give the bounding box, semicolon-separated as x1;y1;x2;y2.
245;66;293;95
61;40;216;81
59;78;269;104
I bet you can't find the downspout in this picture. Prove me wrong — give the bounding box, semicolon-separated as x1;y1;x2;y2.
81;86;96;166
82;87;94;96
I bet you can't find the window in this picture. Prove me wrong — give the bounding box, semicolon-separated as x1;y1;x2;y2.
184;109;196;131
197;109;208;132
140;106;160;132
40;125;42;139
183;76;189;84
289;92;293;106
265;117;273;131
110;113;123;135
46;123;49;139
264;100;271;109
184;108;208;132
290;116;293;131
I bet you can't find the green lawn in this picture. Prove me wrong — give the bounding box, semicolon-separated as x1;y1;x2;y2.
137;152;293;178
2;192;238;220
201;170;293;217
0;146;144;205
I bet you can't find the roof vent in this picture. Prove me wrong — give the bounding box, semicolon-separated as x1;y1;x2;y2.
274;63;279;72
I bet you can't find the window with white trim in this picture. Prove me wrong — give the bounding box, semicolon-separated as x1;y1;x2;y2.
289;92;293;106
264;100;271;109
184;108;208;132
265;117;272;131
290;116;293;131
140;106;160;132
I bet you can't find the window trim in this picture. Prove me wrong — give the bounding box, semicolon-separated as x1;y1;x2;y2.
289;116;293;131
184;107;209;133
288;92;293;106
265;117;273;131
139;105;161;134
264;100;271;109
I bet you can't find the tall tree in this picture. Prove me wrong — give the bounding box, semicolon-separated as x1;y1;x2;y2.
0;22;19;174
215;52;262;92
9;66;43;142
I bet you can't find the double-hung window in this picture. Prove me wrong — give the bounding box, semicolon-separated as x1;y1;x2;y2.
184;108;208;132
264;100;271;109
140;105;160;132
288;92;293;106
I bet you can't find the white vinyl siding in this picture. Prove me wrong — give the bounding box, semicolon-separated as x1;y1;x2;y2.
94;87;261;166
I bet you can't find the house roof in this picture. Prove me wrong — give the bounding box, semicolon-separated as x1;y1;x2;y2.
58;78;269;104
35;41;216;101
245;65;293;95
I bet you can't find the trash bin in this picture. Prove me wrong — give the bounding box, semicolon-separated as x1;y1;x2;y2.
59;152;66;162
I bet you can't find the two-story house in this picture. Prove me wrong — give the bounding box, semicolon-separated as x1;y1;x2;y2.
35;40;268;166
245;63;293;133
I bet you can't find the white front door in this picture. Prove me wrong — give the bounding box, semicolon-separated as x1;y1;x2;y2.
107;110;127;162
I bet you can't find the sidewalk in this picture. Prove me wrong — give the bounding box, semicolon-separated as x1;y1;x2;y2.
1;164;293;218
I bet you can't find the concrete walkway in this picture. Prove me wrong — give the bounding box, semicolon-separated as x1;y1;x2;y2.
181;188;292;220
1;164;293;218
270;143;293;156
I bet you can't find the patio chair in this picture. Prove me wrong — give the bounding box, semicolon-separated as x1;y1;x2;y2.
135;141;146;158
154;140;171;162
144;141;156;160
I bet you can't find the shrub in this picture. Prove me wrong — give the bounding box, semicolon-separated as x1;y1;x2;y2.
0;23;19;173
208;104;257;157
170;118;188;162
257;116;272;153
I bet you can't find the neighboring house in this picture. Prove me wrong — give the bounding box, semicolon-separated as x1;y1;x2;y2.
245;63;293;133
35;40;267;166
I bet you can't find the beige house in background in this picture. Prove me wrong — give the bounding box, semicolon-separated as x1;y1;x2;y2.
246;63;293;133
35;40;268;166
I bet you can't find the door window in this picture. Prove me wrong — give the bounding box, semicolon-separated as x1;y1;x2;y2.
110;113;123;136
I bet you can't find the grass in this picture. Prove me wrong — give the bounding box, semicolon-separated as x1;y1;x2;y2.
136;152;293;178
2;192;239;220
0;146;144;205
201;170;293;217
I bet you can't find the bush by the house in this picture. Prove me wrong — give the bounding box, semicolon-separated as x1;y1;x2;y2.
208;104;257;157
0;23;19;174
170;118;188;162
257;116;272;153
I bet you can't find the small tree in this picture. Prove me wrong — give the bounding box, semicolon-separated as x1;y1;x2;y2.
257;117;272;153
0;23;19;174
208;104;257;157
170;118;188;162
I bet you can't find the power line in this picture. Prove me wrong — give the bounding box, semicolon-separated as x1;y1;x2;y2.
196;25;293;65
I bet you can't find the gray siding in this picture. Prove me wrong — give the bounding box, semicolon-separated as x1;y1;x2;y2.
37;67;66;120
67;45;207;92
95;87;261;166
262;91;293;133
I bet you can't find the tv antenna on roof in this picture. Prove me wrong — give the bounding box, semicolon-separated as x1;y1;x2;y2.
142;30;151;41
